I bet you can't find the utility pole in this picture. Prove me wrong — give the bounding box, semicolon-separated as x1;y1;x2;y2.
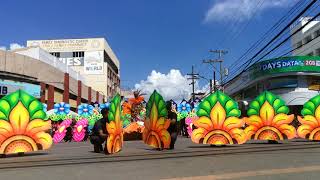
203;49;228;90
187;65;199;101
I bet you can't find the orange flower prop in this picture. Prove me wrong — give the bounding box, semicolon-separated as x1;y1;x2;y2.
143;90;171;149
105;94;123;154
297;95;320;140
0;90;52;155
244;91;296;141
192;91;246;145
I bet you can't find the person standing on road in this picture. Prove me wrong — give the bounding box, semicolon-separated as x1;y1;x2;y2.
166;101;178;150
90;108;109;153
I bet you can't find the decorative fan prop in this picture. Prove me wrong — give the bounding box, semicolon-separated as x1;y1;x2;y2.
192;91;246;145
53;119;72;143
143;90;171;150
0;90;52;155
105;94;123;154
297;94;320;140
244;91;296;141
72;118;88;142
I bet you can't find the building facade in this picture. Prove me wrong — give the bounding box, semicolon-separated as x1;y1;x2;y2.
26;38;120;100
0;49;104;110
291;17;320;56
224;56;320;115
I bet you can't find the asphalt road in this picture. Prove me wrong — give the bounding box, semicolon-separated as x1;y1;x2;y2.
1;137;320;180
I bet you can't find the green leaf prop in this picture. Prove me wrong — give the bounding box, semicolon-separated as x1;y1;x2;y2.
0;90;46;121
108;94;121;122
146;90;168;118
247;91;289;116
197;90;241;118
301;94;320;116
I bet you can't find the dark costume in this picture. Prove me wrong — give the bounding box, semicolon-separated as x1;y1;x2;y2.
167;111;178;149
90;118;107;153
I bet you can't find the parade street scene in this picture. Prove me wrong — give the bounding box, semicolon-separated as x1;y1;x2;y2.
0;0;320;180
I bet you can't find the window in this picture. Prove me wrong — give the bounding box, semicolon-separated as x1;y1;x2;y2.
72;51;84;57
295;41;302;49
50;52;60;58
307;52;314;56
316;48;320;56
304;35;312;44
314;29;320;39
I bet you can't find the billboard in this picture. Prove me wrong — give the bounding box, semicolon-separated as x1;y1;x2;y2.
0;80;40;98
84;51;104;74
252;56;320;78
27;38;105;52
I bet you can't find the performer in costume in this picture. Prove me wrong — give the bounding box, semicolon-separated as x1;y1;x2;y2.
90;108;109;153
166;101;178;149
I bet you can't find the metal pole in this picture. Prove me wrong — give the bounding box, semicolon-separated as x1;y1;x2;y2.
213;71;216;91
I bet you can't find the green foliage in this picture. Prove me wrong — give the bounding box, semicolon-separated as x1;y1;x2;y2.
301;94;320;116
146;90;168;118
108;94;121;122
0;90;46;121
247;91;289;116
197;90;241;118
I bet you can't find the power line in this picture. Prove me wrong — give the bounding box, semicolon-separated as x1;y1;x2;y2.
228;0;318;81
226;0;308;76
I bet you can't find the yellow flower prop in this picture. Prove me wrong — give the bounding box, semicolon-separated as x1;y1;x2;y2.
143;91;171;149
105;94;123;154
244;91;296;141
192;91;246;145
0;90;52;155
297;95;320;140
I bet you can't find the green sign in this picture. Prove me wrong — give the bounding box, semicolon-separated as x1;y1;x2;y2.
251;56;320;78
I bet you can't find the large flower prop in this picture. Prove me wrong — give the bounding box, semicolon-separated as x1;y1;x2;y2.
72;119;88;142
54;102;70;115
297;94;320;140
0;90;52;155
244;91;296;141
77;104;94;117
143;90;171;149
192;91;246;145
53;119;72;143
105;94;123;154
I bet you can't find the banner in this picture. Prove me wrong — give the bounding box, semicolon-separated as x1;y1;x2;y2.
84;51;104;75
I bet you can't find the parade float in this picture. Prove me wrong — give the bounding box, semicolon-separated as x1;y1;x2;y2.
191;90;247;145
105;94;123;154
0;90;52;156
297;94;320;140
143;90;171;150
122;90;146;140
244;91;296;142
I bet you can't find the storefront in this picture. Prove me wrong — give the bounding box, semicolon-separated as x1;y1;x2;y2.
224;56;320;116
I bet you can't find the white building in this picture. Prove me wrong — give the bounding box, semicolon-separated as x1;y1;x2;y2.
26;38;120;100
291;17;320;56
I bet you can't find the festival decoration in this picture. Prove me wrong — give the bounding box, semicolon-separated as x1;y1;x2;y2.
77;104;94;117
0;90;52;155
54;102;71;115
297;94;320;140
143;90;171;149
99;102;110;111
105;94;123;154
191;91;246;145
72;118;88;142
244;91;296;141
53;119;72;143
185;110;198;137
178;100;191;114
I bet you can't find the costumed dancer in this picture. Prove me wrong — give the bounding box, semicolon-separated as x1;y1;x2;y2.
90;108;109;153
166;101;178;149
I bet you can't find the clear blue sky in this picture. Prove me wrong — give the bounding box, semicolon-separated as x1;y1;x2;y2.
0;0;296;88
